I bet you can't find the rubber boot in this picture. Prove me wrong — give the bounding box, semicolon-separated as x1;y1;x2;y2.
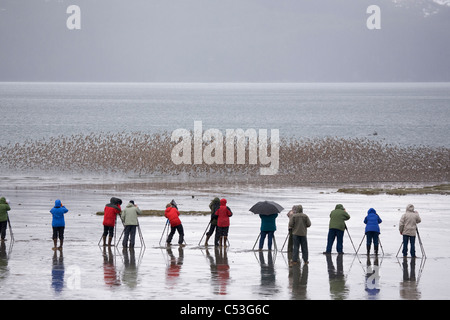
53;239;58;250
367;244;371;255
59;239;63;250
102;236;107;246
224;236;228;247
108;236;114;246
374;245;379;255
204;235;210;246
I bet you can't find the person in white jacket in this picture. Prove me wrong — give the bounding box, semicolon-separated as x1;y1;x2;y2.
399;204;421;257
121;200;142;248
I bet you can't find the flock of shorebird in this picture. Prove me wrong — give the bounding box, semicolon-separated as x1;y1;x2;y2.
0;132;448;184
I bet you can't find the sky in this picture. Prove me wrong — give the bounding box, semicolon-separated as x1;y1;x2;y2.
0;0;449;82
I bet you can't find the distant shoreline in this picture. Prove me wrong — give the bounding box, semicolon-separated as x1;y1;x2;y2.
337;183;450;195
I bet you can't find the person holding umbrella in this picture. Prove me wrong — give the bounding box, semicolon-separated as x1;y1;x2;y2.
250;200;284;251
259;213;278;251
324;204;350;254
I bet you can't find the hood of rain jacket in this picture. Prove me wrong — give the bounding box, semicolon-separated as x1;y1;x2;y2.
399;204;421;236
165;206;181;227
50;199;68;227
364;208;382;233
103;200;121;227
329;204;350;231
215;199;232;227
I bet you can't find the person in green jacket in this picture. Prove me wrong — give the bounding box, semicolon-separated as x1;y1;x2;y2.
0;197;11;241
120;200;142;248
324;204;350;254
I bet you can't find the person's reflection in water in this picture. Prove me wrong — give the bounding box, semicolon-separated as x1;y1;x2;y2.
206;246;230;295
122;247;138;289
400;257;421;299
289;262;308;299
258;251;279;297
325;253;348;300
0;241;10;283
51;249;64;294
166;246;184;288
365;255;381;298
102;246;120;287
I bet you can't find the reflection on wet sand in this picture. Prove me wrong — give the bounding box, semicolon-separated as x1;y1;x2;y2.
325;253;348;300
122;248;138;289
205;246;230;295
288;263;308;300
365;255;381;298
0;241;10;283
165;246;184;288
102;246;120;287
399;257;423;300
51;249;64;293
256;251;280;297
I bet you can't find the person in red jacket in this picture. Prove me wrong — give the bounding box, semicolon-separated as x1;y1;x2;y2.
102;197;122;246
165;202;185;246
214;199;233;247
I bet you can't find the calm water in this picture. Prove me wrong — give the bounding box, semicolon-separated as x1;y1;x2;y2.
0;82;449;147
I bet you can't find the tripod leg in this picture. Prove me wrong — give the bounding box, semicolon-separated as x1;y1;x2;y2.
396;241;403;257
345;227;357;254
252;233;261;251
7;216;14;242
281;231;289;252
137;224;145;248
159;220;169;246
378;237;385;256
356;234;366;255
198;221;211;246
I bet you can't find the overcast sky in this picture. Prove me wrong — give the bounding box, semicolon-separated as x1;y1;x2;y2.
0;0;449;82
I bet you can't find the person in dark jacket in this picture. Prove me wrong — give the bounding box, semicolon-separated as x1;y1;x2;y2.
205;197;220;246
364;208;382;255
102;197;122;246
0;197;11;242
288;205;311;265
50;199;69;250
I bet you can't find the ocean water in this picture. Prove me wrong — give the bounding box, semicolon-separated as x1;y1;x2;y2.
0;82;449;147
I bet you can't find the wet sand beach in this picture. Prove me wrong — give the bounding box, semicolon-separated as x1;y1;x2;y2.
0;175;448;300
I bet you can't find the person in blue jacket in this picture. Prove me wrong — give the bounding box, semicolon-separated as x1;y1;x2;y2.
364;208;382;255
50;199;69;250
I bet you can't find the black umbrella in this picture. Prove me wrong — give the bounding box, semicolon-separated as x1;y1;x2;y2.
249;201;284;216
